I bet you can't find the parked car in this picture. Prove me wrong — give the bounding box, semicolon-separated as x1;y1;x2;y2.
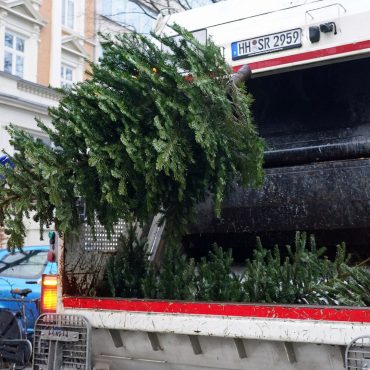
0;245;57;336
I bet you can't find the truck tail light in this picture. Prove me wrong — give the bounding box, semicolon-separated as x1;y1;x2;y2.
41;274;58;313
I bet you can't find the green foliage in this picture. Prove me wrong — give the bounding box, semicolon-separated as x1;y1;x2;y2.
241;232;369;306
142;262;159;299
311;245;370;306
97;223;150;298
0;25;264;249
195;246;244;301
98;231;370;306
156;243;196;300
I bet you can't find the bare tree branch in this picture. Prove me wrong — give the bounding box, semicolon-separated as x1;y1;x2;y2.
128;2;159;19
129;0;223;15
176;0;191;10
97;0;224;36
129;0;164;14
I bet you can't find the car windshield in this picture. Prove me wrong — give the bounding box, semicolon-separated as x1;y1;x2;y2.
0;250;48;279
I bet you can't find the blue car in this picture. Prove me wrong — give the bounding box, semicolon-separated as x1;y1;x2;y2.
0;245;57;335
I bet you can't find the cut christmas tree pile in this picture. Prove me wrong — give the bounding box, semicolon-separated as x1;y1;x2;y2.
98;229;370;306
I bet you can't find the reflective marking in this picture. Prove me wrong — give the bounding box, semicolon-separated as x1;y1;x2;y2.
63;297;370;323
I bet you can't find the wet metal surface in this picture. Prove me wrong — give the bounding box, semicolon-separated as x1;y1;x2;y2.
194;158;370;235
190;58;370;254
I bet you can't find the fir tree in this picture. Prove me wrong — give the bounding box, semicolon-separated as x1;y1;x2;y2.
0;25;264;249
195;245;244;302
97;230;370;306
242;232;370;306
96;223;149;298
156;243;196;300
142;262;159;299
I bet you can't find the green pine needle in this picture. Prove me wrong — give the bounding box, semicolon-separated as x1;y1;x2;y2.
0;25;264;249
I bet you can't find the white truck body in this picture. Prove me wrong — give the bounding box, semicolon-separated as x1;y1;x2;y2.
160;0;370;76
33;1;370;370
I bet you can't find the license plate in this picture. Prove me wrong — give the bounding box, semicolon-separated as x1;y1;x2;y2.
41;329;79;342
231;28;302;60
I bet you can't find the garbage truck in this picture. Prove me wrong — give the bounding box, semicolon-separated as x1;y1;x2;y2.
33;0;370;369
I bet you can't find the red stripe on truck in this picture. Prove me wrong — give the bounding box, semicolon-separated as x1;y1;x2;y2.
233;39;370;72
63;297;370;323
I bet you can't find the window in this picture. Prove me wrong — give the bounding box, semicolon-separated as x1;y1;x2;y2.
0;250;48;279
101;1;154;34
61;64;74;87
31;132;53;147
4;32;25;78
62;0;75;29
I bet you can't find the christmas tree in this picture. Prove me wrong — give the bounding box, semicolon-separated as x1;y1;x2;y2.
98;231;370;306
97;223;150;298
0;26;264;248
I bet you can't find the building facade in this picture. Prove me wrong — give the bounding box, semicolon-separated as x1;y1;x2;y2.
0;0;212;247
0;0;99;247
0;0;96;88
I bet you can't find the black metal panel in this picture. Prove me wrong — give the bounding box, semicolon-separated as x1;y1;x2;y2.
253;57;370;166
255;58;370;133
194;158;370;234
189;58;370;255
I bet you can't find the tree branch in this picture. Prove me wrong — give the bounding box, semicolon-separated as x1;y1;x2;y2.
0;194;21;209
128;1;158;19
